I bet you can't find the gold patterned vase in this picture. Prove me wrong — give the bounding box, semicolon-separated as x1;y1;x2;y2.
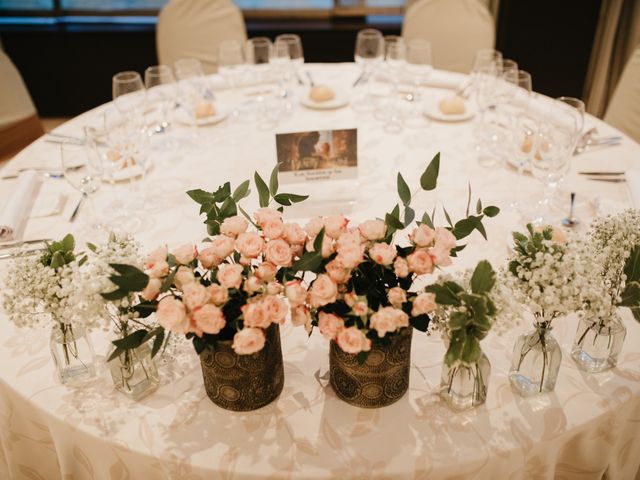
199;324;284;411
329;327;413;408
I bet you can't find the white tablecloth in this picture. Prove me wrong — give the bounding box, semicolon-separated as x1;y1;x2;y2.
1;63;639;480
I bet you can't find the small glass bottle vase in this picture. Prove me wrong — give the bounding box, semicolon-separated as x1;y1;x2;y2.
571;313;626;373
440;352;491;411
509;322;561;396
109;343;160;400
50;322;96;384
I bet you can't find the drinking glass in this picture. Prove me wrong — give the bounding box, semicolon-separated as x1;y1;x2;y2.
218;40;246;89
471;48;503;74
556;96;585;143
175;58;214;130
270;40;294;100
61;142;104;230
377;40;406;133
509;113;538;212
352;29;384;113
144;65;177;136
531;100;578;224
275;33;304;83
112;71;146;114
404;39;432;129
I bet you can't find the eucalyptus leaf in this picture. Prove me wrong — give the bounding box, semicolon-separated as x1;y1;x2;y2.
269;163;280;195
420;152;440;191
254;172;270;208
470;260;495;295
232;180;251;202
61;233;75;252
397;172;411;205
483;206;500;218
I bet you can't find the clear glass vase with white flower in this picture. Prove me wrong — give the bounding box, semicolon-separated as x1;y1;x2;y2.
506;224;588;396
571;210;640;373
100;167;309;410
2;234;97;384
282;153;501;408
426;261;520;411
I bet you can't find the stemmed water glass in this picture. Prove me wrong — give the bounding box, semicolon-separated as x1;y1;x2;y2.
112;71;146;114
377;40;406;133
404;39;432;129
144;65;177;136
61;141;104;231
218;40;246;89
556;96;585;143
352;28;384;112
246;37;273;85
275;33;304;83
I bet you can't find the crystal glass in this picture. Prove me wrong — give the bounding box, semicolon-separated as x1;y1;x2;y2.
556;96;585;139
571;313;626;372
403;39;432;133
270;40;295;101
245;37;273;85
352;29;384;113
509;323;562;396
112;71;146;114
440;352;491;410
61;141;104;230
109;342;160;400
376;40;406;134
175;58;215;127
50;322;96;384
218;40;246;89
275;33;304;82
144;65;176;135
471;48;503;75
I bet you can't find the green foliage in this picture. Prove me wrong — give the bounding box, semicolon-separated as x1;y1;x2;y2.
509;224;560;279
290;229;326;273
101;263;149;301
397;172;411;205
40;233;82;269
420;152;440;190
428;261;498;367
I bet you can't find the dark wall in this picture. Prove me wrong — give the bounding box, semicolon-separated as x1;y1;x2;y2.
1;0;602;117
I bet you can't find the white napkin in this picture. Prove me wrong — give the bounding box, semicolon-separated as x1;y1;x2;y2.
0;170;41;241
30;191;65;218
625;168;640;208
424;70;467;89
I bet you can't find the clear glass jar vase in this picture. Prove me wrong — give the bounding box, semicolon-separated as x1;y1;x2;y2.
571;313;626;373
109;342;160;400
50;322;96;384
509;322;561;396
440;351;491;411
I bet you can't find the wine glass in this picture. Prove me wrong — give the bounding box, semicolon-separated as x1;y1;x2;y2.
175;58;214;130
556;96;585;142
61;142;104;230
218;40;246;89
531;100;578;224
112;71;146;114
144;65;177;136
472;48;503;74
509;113;538;212
270;40;293;99
246;37;273;86
275;33;304;83
404;39;432;129
377;40;406;134
352;29;384;113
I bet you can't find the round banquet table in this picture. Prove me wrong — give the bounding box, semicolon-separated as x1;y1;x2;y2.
1;63;639;480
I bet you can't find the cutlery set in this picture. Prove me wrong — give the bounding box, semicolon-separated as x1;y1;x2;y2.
579;171;626;183
0;238;51;260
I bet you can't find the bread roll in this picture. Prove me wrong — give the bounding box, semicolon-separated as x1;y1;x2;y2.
309;85;335;103
195;100;216;118
438;95;466;115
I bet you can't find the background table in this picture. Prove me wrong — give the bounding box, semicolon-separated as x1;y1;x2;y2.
1;63;639;480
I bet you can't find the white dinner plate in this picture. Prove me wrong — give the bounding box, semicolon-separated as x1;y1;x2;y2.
423;98;477;122
174;106;227;126
300;90;350;110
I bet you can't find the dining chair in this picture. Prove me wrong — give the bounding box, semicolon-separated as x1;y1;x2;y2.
401;0;495;73
0;48;44;162
604;45;640;143
156;0;247;75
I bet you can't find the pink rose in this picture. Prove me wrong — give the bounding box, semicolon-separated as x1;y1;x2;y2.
146;245;167;263
337;229;362;249
265;239;292;266
209;235;236;260
304;217;324;237
192;304;226;335
283;223;307;245
141;277;162;301
232;328;266;355
220;215;248;237
217;263;244;289
336;234;364;268
262;218;285;239
326;258;351;284
254;207;282;227
291;305;311;328
173;243;197;265
407;249;434;275
352;300;368;316
387;287;407;308
324;215;349;239
309;274;338;308
307;235;335;259
146;259;169;279
243;275;262;294
174;266;196;288
242;301;270;328
412;292;436;316
411;224;436;247
343;292;358;307
266;281;283;295
370;307;397;338
434;227;457;250
263;296;287;325
429;245;452;267
394;257;410;278
198;247;221;269
182;282;210;311
318;311;345;340
236;232;264;259
285;280;307;306
156;296;189;334
208;283;228;305
358;219;386;241
255;262;277;282
368;242;397;266
336;327;371;354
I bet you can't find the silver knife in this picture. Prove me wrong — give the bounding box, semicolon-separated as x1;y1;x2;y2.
69;194;87;222
0;238;52;249
586;178;626;183
0;247;45;260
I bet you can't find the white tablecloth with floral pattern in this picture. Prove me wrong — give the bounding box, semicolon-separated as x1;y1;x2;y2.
1;63;639;480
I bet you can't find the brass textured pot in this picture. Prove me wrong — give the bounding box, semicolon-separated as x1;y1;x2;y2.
329;327;413;408
199;324;284;411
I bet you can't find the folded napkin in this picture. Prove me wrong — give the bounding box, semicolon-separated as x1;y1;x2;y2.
424;70;467;89
0;170;41;241
625;169;640;208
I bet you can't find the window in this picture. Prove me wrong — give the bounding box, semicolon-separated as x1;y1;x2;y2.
0;0;53;9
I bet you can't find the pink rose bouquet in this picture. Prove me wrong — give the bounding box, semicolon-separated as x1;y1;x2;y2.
284;153;500;357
